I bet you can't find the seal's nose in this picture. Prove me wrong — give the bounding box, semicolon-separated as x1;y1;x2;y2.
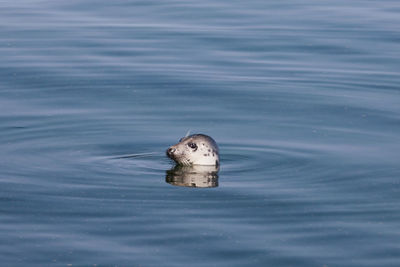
167;147;176;156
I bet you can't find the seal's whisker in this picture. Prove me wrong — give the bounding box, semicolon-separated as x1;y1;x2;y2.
185;129;191;137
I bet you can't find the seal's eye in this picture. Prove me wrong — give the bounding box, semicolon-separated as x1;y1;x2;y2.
187;142;197;150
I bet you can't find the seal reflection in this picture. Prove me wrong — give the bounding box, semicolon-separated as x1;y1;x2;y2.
166;165;219;188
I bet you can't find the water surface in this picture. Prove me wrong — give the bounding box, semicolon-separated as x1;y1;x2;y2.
1;1;400;266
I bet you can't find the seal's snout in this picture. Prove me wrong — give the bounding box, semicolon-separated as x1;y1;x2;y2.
167;147;176;157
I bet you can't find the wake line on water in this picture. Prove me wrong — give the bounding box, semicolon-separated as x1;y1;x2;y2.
111;152;163;159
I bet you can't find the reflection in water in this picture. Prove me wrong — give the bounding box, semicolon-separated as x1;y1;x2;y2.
166;165;219;188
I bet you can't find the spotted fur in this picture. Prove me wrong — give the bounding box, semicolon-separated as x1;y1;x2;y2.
166;134;219;166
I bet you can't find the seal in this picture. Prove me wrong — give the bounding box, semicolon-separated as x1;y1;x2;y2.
166;134;219;166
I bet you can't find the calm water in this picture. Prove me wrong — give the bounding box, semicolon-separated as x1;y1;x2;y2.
1;1;400;266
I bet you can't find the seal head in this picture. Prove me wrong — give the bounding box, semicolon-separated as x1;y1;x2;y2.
166;134;219;166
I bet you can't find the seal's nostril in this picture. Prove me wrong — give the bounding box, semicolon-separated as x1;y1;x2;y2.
167;148;175;154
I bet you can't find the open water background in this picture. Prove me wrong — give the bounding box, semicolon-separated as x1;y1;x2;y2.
1;1;400;266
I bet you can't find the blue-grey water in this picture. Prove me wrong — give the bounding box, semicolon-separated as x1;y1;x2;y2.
1;1;400;266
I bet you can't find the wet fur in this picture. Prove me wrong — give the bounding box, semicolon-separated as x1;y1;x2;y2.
166;134;219;166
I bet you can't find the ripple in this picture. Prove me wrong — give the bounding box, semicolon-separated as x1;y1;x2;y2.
220;142;314;175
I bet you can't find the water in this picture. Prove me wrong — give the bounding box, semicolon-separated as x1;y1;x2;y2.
1;1;400;266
